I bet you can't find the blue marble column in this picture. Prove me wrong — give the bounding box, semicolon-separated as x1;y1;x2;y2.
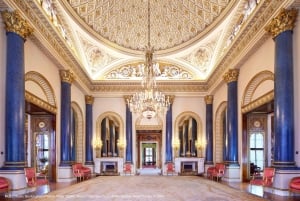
1;11;33;169
265;9;298;167
59;70;75;166
125;104;133;163
205;95;213;164
223;69;239;166
165;102;173;162
85;95;94;165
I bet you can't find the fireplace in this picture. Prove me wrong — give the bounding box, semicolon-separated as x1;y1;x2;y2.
101;161;119;175
181;161;198;175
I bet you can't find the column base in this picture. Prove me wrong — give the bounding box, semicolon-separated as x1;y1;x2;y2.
272;168;300;196
222;164;240;182
57;165;75;182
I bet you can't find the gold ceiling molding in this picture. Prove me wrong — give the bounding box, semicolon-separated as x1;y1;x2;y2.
207;0;286;89
25;91;57;114
9;0;93;89
90;81;208;93
104;62;193;80
241;90;274;114
66;0;231;52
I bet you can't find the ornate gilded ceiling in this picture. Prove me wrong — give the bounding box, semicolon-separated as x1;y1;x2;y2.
67;0;230;52
0;0;295;94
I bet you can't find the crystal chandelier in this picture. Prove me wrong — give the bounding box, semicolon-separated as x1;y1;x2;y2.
126;0;170;119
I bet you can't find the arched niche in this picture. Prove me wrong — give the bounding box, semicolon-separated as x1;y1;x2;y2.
174;112;203;157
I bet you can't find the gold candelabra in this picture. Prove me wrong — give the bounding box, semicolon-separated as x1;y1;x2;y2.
195;139;205;158
93;138;103;158
117;139;126;158
172;137;180;158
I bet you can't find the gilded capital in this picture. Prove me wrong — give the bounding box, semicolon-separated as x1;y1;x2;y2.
85;95;94;105
265;8;298;38
205;95;213;104
60;70;75;84
1;11;33;39
223;69;239;83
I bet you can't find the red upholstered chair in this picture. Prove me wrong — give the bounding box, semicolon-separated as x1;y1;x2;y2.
207;163;225;181
24;167;49;188
72;163;91;182
0;177;10;195
123;163;132;175
289;177;300;195
250;167;275;187
166;162;175;175
211;163;225;181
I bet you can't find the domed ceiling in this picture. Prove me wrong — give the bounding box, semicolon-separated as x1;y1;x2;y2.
1;0;289;93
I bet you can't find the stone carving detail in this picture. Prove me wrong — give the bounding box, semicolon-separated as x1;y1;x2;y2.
105;63;192;80
67;0;230;51
205;95;213;104
60;70;75;83
223;69;239;83
1;10;33;39
265;8;298;38
80;38;115;73
85;95;94;105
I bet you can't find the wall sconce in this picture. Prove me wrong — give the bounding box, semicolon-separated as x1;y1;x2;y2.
117;139;126;158
172;137;180;158
195;139;205;158
93;137;103;158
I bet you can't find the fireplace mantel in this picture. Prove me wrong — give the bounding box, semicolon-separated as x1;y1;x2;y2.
95;157;124;175
174;157;205;175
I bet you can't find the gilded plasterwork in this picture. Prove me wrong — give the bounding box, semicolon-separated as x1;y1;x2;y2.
67;0;231;51
104;63;193;80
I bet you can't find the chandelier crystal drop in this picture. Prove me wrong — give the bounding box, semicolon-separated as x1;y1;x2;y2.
126;0;170;119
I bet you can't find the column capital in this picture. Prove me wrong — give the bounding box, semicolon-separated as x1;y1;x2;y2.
85;95;94;105
1;10;33;39
223;69;239;83
60;70;75;84
168;95;175;104
265;8;298;38
205;95;213;104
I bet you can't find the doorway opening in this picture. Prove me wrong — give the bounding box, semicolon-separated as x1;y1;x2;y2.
136;130;162;170
25;101;56;182
242;101;273;182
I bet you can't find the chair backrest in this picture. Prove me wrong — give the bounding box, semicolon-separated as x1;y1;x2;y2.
167;163;174;171
262;167;275;186
124;163;131;171
24;167;36;186
0;177;10;192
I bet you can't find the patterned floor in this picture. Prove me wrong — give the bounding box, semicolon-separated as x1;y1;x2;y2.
24;176;267;201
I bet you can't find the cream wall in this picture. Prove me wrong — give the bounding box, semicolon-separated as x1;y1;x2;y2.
0;15;6;166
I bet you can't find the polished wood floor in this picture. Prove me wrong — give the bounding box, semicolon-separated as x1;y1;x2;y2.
1;177;300;201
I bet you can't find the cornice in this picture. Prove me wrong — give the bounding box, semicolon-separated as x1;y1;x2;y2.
207;0;288;90
241;90;274;114
25;91;57;114
4;0;93;91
